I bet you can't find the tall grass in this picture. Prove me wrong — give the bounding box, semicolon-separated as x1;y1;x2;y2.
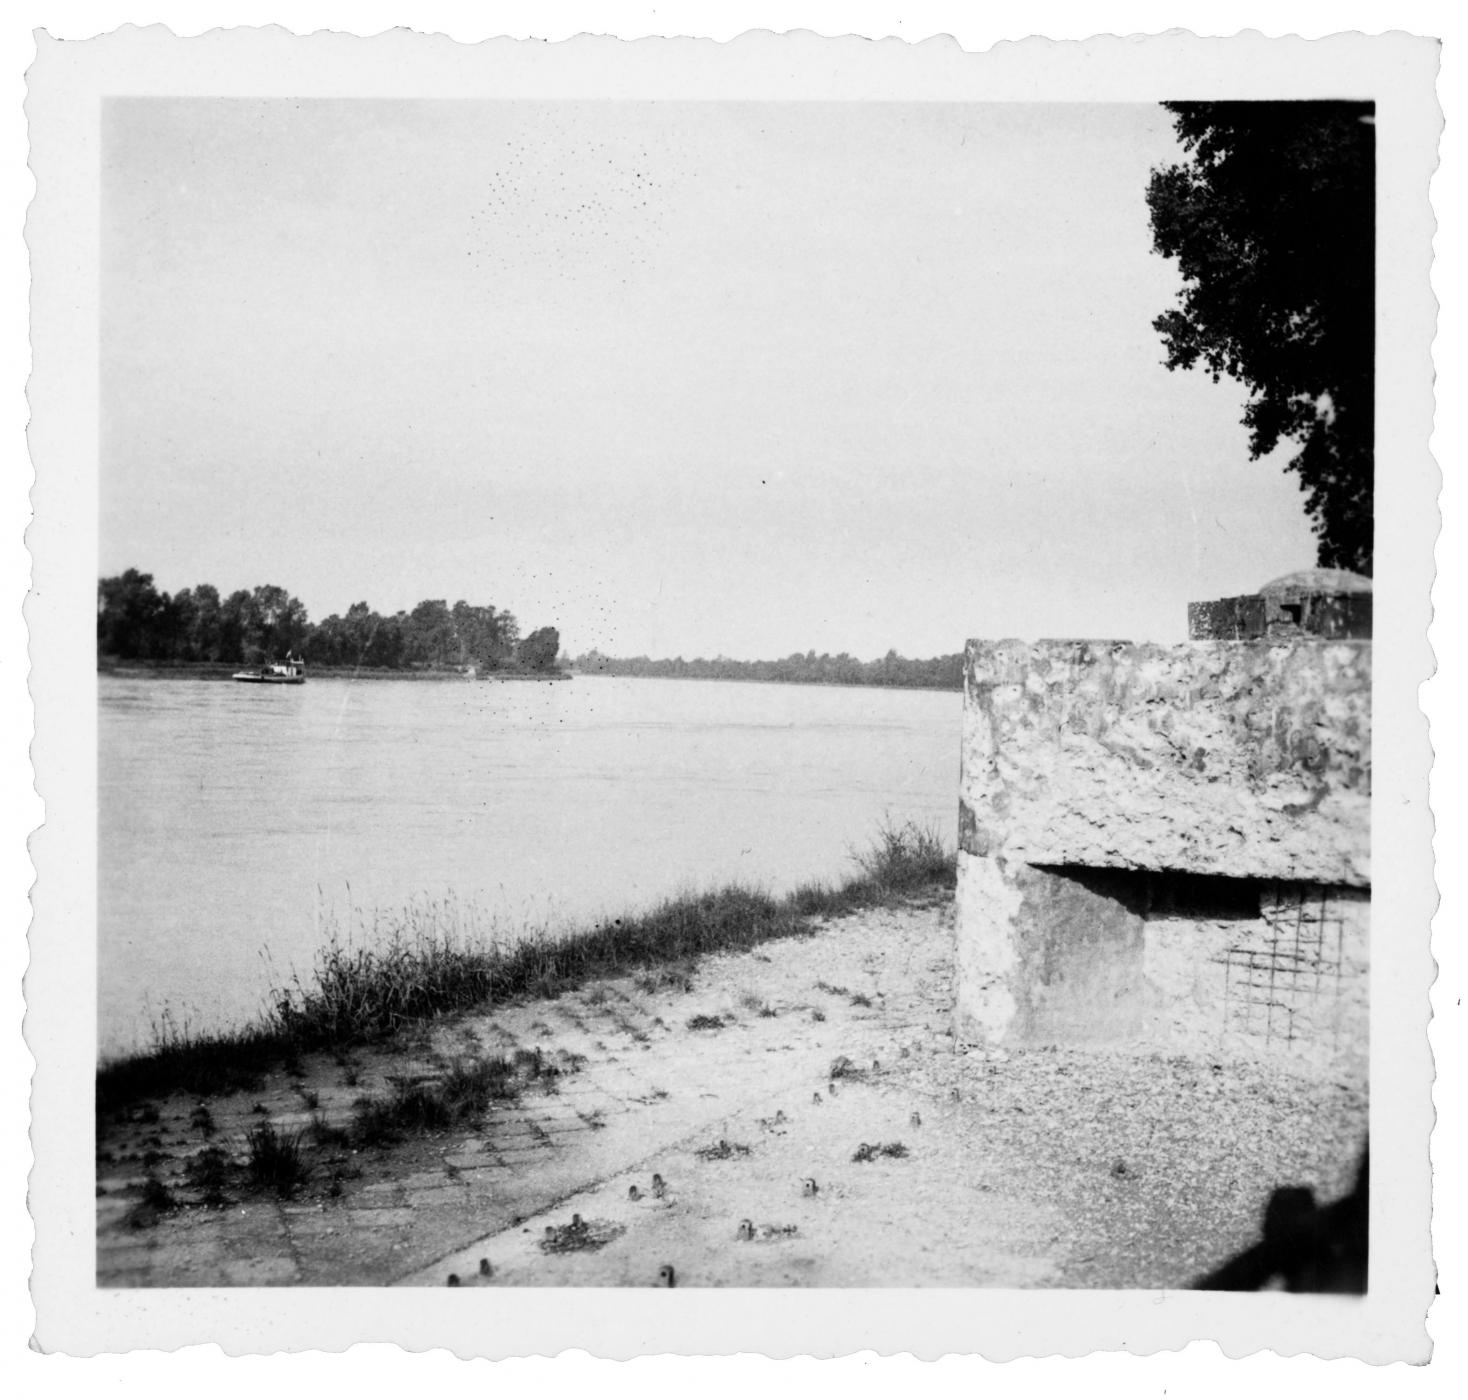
851;818;952;893
97;821;954;1109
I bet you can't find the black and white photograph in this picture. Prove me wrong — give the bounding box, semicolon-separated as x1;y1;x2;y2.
22;21;1441;1362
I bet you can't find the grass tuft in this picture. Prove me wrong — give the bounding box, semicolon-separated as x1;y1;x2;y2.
850;818;953;894
309;1112;351;1149
350;1096;403;1147
185;1145;233;1204
125;1175;176;1227
349;1051;551;1146
245;1122;309;1197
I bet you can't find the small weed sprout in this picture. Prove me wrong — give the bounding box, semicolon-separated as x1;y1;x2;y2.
695;1139;752;1161
852;1141;910;1164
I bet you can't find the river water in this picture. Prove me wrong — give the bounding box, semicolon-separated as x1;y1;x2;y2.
98;673;961;1056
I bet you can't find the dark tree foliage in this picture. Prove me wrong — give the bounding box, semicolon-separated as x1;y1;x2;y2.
1147;101;1375;573
517;626;561;671
98;570;541;672
97;568;169;659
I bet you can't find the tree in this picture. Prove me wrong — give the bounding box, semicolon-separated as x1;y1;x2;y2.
517;626;561;671
1146;101;1375;573
402;598;456;668
219;589;256;662
183;583;223;661
249;584;311;659
341;601;380;665
97;569;166;659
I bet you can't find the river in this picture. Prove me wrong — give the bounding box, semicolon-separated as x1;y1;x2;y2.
98;672;961;1056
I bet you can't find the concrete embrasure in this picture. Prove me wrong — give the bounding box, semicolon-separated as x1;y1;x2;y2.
96;899;1365;1289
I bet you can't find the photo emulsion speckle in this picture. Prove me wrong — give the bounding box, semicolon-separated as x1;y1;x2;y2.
25;28;1439;1361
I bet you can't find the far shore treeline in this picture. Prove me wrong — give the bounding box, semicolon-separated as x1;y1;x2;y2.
98;568;962;690
572;649;963;691
97;569;561;673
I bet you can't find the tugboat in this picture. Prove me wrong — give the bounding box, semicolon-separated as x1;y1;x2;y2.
233;654;307;685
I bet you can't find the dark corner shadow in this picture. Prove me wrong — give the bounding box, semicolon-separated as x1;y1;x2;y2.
1193;1141;1369;1294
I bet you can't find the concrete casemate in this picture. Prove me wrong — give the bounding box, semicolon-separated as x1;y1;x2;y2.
954;580;1371;1079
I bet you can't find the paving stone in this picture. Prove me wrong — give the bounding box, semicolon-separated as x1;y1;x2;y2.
346;1207;416;1228
221;1256;300;1286
219;1217;291;1254
97;1175;146;1196
96;1243;157;1275
96;1200;137;1232
153;1238;227;1270
485;1122;540;1144
356;1182;404;1205
164;1209;229;1239
495;1145;557;1166
456;1167;510;1191
444;1153;497;1171
283;1211;347;1237
407;1186;468;1210
401;1170;451;1191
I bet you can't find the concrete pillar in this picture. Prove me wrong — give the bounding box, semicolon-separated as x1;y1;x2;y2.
954;853;1152;1048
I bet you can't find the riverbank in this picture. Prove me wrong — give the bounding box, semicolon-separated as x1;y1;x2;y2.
98;659;573;682
95;890;1367;1289
97;823;954;1109
97;659;958;693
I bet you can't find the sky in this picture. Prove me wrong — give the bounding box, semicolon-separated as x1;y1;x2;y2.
100;99;1319;659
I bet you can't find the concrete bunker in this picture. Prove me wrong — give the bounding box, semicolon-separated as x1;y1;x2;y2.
953;574;1371;1081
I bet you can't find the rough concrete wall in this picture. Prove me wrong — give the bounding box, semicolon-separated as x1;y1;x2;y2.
959;639;1371;887
1139;884;1368;1082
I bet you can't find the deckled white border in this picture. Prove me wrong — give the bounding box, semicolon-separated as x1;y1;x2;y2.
21;18;1442;1366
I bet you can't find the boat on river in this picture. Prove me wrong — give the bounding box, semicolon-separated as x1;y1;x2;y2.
233;656;306;685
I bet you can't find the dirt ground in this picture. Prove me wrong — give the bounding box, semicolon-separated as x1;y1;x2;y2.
96;896;1367;1288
